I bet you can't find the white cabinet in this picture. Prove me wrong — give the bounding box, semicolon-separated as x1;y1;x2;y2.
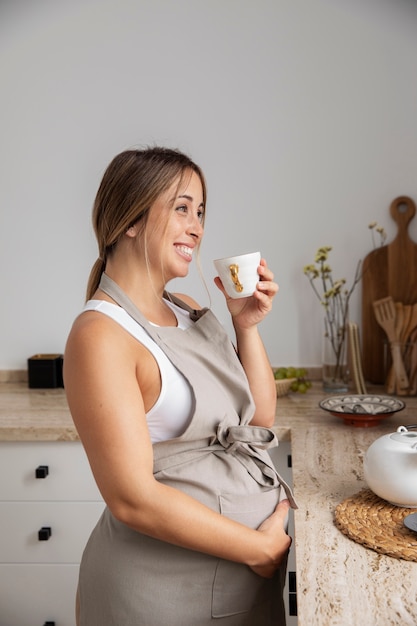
0;565;79;626
0;441;104;626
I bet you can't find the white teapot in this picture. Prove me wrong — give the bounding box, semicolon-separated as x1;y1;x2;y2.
363;425;417;508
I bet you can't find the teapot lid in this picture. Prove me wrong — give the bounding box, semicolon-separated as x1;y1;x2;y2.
390;425;417;446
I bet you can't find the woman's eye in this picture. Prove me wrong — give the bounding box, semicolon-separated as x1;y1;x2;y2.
175;204;204;224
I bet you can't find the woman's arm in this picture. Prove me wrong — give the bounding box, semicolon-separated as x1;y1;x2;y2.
63;312;290;579
233;324;277;427
214;258;278;427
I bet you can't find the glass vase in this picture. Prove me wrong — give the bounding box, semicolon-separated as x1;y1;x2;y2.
322;326;349;393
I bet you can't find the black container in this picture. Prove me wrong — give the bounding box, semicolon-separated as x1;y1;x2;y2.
27;354;64;388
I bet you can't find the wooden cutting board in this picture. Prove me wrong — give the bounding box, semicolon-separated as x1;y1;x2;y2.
362;196;417;383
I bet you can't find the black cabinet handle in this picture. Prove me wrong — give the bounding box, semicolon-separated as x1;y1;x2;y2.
44;622;55;626
38;526;52;541
35;465;49;479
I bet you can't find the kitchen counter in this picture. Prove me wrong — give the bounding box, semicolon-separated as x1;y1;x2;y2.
1;380;417;625
0;383;76;441
275;386;417;626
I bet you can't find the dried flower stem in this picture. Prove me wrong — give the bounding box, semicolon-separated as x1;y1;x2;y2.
304;249;361;381
303;223;386;383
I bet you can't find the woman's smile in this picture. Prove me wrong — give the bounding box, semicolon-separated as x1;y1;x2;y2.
174;244;194;261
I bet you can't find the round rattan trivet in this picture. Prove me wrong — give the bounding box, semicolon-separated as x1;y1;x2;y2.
334;488;417;561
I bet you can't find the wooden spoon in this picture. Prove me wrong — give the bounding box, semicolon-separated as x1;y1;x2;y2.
404;303;417;343
407;326;417;396
406;325;417;395
400;303;417;395
373;297;409;390
385;303;401;394
396;304;413;396
385;303;405;394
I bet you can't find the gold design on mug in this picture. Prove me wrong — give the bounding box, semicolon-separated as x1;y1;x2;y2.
229;264;244;293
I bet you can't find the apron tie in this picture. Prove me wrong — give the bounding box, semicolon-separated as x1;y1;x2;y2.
214;419;297;507
216;423;278;451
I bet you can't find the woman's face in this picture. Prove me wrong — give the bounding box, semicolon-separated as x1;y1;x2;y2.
143;169;205;283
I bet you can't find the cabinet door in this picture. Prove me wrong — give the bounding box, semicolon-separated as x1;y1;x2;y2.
0;501;105;563
0;441;102;501
0;563;78;626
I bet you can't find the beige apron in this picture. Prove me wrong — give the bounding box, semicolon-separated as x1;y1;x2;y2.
78;274;296;625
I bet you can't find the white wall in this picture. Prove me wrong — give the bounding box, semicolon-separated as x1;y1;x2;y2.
1;0;417;370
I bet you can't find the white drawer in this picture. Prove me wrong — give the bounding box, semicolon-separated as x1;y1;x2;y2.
0;441;102;501
0;563;78;626
0;501;105;563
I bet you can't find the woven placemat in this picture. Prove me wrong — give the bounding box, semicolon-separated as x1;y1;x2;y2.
334;488;417;561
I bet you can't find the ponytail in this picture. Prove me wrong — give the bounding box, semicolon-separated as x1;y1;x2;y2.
86;258;106;301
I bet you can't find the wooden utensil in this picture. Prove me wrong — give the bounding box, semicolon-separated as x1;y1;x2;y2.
348;321;367;394
362;196;417;383
372;297;409;390
385;302;417;395
404;302;417;344
396;304;414;395
407;326;417;395
385;302;402;394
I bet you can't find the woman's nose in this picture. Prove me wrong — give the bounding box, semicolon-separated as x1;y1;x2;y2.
187;212;204;239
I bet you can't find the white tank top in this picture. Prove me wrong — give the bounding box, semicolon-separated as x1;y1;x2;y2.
82;299;195;443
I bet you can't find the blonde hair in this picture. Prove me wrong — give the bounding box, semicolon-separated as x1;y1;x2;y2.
86;147;207;300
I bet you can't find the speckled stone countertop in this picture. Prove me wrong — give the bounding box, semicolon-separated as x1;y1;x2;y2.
0;382;76;441
275;386;417;626
1;380;417;624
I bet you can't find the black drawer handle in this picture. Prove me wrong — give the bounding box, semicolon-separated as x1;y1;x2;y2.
38;526;52;541
35;465;49;479
44;622;56;626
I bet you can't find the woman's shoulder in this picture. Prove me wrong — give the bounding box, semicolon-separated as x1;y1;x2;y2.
66;304;130;353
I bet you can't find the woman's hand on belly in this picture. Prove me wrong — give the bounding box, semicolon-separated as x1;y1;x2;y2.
250;499;292;578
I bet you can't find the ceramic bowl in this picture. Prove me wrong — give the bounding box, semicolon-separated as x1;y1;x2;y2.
319;394;405;427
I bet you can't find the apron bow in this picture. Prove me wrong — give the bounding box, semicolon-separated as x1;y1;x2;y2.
213;420;296;507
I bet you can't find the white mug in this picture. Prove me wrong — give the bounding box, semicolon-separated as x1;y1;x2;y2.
213;251;261;299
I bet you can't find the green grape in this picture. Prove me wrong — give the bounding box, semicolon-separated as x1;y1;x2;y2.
273;366;311;393
274;368;286;380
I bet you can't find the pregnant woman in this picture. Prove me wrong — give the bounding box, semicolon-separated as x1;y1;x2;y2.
64;146;296;625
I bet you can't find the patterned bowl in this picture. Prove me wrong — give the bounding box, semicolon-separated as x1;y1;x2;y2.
319;394;405;427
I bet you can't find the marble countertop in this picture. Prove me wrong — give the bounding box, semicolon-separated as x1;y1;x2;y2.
0;383;77;441
275;386;417;626
1;380;417;625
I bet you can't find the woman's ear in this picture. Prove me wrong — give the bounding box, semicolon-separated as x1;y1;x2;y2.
125;223;138;237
